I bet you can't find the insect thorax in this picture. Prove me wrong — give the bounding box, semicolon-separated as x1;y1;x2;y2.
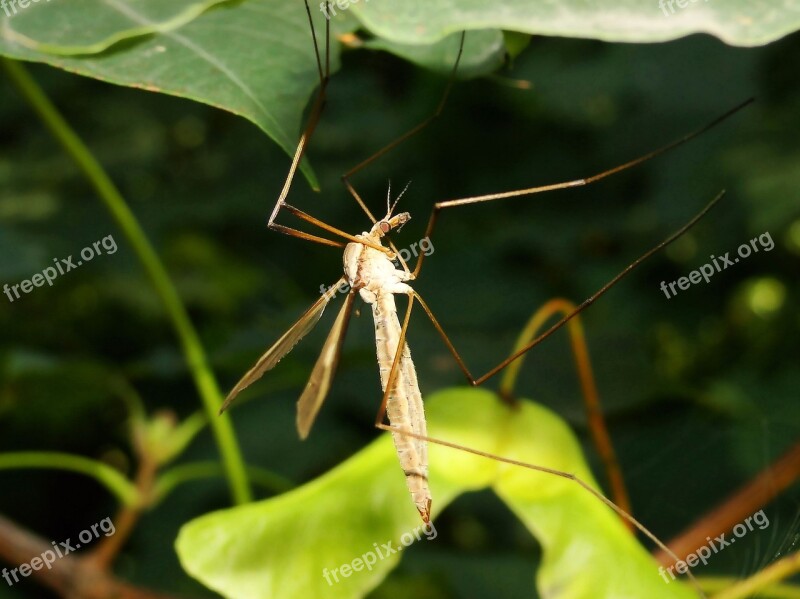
343;233;410;304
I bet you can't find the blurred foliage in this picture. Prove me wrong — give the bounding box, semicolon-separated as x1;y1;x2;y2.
1;1;800;598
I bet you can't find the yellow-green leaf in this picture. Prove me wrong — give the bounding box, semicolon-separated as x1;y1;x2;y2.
177;388;695;599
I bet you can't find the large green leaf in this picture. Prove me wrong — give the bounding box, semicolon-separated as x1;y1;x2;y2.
2;1;797;192
350;0;800;46
364;29;506;77
0;0;234;54
176;388;696;599
0;0;331;187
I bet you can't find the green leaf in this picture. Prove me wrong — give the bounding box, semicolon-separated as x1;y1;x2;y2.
0;0;234;55
2;1;795;190
350;1;800;47
0;0;335;188
176;388;695;599
136;410;207;467
502;31;532;61
364;29;506;78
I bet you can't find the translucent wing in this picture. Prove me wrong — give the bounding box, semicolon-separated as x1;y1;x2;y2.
220;277;347;414
296;291;355;439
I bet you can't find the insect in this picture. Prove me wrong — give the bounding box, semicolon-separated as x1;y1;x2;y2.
219;0;751;589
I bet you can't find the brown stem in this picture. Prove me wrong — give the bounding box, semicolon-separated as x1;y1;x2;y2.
0;513;179;599
654;440;800;565
85;450;158;570
498;298;633;522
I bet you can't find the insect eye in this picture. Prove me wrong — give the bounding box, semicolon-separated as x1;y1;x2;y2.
379;221;391;234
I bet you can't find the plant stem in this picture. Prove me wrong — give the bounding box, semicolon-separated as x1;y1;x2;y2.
708;553;800;599
1;58;251;504
0;452;139;506
154;461;293;502
498;298;630;518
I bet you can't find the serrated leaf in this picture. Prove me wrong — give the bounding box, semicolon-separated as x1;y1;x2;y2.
176;388;695;599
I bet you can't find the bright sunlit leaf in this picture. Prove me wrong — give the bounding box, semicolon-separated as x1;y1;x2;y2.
176;388;695;599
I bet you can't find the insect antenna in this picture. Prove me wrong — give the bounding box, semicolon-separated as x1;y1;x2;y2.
389;180;413;217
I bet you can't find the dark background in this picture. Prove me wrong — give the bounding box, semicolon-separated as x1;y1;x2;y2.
1;23;799;599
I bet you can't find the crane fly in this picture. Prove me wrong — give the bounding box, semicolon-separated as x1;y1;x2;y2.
221;185;437;519
219;0;752;592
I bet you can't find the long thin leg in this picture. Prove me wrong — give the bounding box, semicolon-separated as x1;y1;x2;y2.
378;423;707;598
282;204;390;253
371;293;433;522
333;32;748;273
372;296;703;592
381;192;724;540
496;297;632;524
267;0;330;233
266;1;392;255
406;289;635;519
373;292;417;428
410;191;725;392
374;291;630;520
341;32;466;222
410;98;753;277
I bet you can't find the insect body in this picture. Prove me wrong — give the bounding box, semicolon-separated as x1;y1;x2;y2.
343;210;431;522
221;205;435;521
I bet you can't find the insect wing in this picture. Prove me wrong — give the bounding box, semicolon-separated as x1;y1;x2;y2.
220;277;346;413
296;291;355;439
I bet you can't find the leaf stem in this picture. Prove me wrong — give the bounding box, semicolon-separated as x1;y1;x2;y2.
154;461;293;503
498;298;631;518
1;58;252;504
705;553;800;598
0;452;139;506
